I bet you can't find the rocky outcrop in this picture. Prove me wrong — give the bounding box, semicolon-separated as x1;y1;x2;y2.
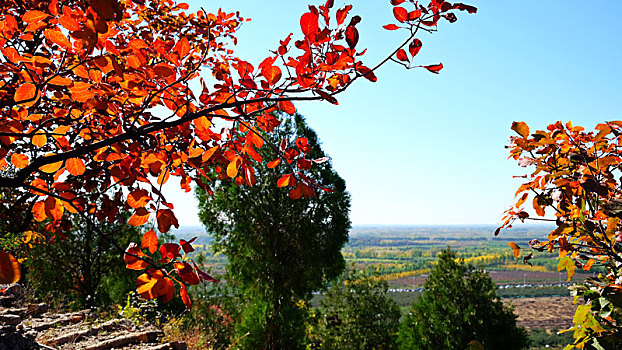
0;284;187;350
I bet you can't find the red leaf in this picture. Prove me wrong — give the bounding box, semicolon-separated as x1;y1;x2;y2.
261;65;282;85
279;138;288;152
312;157;330;164
193;261;218;283
141;229;159;254
180;237;197;254
300;12;319;36
157;209;179;233
336;5;352;25
315;89;339;104
396;49;408;62
160;243;182;260
453;3;478;13
407;10;422;20
356;65;377;82
391;0;406;5
424;63;443;74
345;26;359;49
175;262;200;285
296;137;310;153
409;38;422;57
393;7;408;22
383;24;401;30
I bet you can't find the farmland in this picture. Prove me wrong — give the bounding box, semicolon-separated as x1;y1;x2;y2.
176;223;593;294
175;224;586;348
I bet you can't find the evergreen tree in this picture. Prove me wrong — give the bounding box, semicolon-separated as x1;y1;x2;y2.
196;112;351;349
398;248;529;350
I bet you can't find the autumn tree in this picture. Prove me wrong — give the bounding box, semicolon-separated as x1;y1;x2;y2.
500;121;622;349
196;112;350;349
0;0;476;304
397;248;528;350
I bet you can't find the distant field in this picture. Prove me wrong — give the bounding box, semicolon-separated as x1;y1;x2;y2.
180;224;594;301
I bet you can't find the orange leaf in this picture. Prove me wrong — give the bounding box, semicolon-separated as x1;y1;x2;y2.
278;100;296;115
267;158;281;168
128;208;150;227
180;283;192;309
32;201;46;222
48;76;73;86
44;196;64;221
14;83;37;107
31;133;47;147
44;28;72;50
124;242;149;270
127;189;151;208
227;158;241;178
174;37;190;57
23;10;50;23
0;251;21;284
508;241;521;259
39;155;63;174
11;153;29;168
511;121;530;138
157;168;170;185
202;146;218;162
277;174;294;188
141;229;159;254
65;158;85;176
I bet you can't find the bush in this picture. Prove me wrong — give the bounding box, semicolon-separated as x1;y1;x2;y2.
313;269;401;350
398;248;529;350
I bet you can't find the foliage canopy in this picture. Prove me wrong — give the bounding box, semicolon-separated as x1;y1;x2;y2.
398;248;528;350
196;112;350;349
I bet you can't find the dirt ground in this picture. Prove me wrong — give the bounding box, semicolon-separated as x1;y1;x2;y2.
504;296;577;331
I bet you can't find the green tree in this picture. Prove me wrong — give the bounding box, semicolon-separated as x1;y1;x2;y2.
25;210;141;308
314;269;401;350
398;248;528;350
196;112;351;349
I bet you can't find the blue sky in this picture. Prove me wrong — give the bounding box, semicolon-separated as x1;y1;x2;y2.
166;0;622;226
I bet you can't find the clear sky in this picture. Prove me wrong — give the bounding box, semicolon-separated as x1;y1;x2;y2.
164;0;622;226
